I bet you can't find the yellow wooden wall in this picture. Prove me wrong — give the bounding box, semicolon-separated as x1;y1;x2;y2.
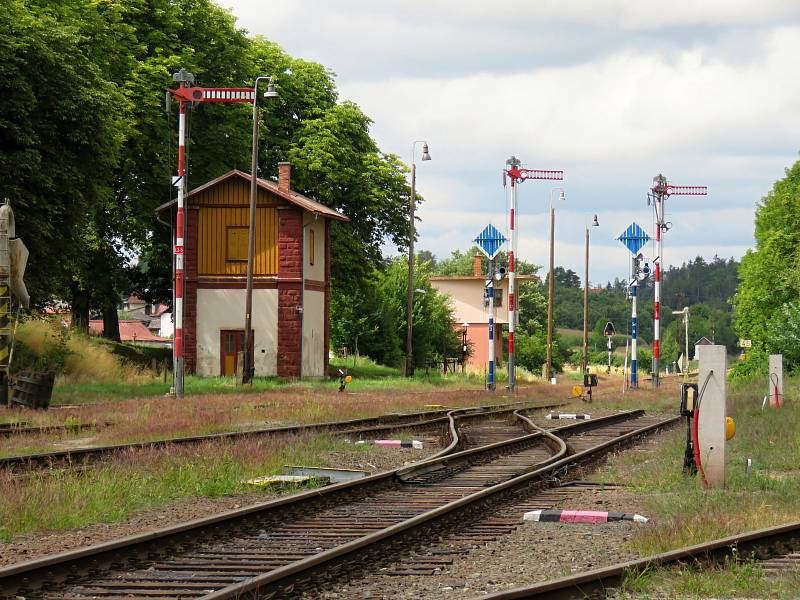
195;179;279;276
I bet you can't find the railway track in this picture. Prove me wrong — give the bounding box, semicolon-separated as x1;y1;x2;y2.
480;520;800;599
0;408;677;599
0;400;563;471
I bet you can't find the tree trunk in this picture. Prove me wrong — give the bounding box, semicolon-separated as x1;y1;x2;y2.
102;301;120;342
71;288;90;334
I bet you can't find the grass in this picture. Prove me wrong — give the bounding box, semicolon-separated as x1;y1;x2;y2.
602;375;800;598
0;434;379;541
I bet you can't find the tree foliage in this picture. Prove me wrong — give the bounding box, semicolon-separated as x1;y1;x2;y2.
734;158;800;366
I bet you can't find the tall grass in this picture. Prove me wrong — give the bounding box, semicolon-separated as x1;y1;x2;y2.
0;434;373;540
605;375;800;557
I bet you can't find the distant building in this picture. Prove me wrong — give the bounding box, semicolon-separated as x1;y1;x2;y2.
430;254;537;370
89;320;171;347
156;164;348;377
694;336;713;359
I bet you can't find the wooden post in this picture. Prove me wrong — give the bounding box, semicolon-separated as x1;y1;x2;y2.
697;345;727;488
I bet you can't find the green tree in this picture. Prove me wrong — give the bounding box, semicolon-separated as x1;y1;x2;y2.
734;159;800;358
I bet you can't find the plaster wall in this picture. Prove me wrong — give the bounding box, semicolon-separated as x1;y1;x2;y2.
195;288;278;376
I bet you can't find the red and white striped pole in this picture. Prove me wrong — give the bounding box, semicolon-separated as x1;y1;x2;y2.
653;181;663;388
171;68;195;399
650;175;708;388
506;156;520;393
503;158;563;393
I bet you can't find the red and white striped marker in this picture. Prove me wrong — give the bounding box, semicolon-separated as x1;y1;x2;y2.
355;440;423;449
523;509;648;523
545;413;590;420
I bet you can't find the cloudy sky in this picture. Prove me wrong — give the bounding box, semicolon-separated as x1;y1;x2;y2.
228;0;800;283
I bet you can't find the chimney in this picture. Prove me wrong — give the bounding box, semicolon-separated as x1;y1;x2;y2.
278;162;292;192
473;253;482;277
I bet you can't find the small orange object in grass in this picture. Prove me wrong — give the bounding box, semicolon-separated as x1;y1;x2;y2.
726;416;736;440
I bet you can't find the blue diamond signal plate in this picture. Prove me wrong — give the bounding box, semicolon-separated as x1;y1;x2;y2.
474;224;507;259
617;222;651;255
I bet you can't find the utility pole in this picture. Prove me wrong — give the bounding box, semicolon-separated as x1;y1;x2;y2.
406;141;431;377
242;77;277;384
672;306;689;383
582;226;589;374
649;175;707;387
169;74;262;395
503;157;563;392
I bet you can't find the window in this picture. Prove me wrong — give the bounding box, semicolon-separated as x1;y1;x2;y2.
308;228;315;266
494;288;503;307
226;227;248;261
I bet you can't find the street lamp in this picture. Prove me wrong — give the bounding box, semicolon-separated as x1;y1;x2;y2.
672;306;689;382
545;188;566;381
242;76;278;384
406;140;431;377
582;214;600;374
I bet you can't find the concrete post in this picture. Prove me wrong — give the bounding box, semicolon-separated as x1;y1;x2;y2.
697;344;727;488
769;354;783;407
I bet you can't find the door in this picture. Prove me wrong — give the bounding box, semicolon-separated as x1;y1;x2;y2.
220;330;254;376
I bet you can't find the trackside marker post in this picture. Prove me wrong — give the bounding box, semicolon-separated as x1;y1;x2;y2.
616;223;651;389
769;354;783;408
697;344;727;488
503;157;563;393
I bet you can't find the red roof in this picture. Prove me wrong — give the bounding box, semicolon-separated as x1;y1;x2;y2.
155;170;349;222
89;320;169;343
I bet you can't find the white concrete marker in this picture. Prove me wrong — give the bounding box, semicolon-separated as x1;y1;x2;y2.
697;344;727;489
769;354;783;408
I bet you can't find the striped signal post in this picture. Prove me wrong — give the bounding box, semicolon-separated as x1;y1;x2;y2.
649;175;707;387
503;158;563;393
169;70;264;398
617;223;651;389
474;224;507;391
0;204;9;404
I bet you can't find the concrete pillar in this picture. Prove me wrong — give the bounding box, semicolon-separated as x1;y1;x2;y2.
769;354;783;407
697;345;727;488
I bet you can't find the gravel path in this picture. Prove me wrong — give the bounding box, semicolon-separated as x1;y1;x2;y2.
308;431;674;599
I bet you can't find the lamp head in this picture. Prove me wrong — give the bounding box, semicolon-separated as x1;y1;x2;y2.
421;142;431;161
263;80;278;98
592;214;599;227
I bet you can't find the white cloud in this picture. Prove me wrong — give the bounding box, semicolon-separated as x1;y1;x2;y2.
226;1;800;282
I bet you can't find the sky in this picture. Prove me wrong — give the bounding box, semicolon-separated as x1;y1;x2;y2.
226;0;800;284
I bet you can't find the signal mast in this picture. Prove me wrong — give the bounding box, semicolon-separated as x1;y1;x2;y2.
649;175;707;387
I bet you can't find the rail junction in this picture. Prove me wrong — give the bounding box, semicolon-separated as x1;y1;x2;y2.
0;407;677;599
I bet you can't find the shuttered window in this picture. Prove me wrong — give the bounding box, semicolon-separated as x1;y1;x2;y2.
226;227;248;261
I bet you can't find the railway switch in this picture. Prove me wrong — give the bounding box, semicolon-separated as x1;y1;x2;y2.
583;373;598;402
680;383;698;474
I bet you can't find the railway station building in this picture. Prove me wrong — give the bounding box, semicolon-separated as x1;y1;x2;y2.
157;163;348;378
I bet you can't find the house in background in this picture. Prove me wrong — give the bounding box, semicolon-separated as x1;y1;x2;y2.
430;254;536;370
156;163;348;378
89;320;171;347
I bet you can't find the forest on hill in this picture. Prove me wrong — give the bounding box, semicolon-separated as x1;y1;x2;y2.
421;248;740;371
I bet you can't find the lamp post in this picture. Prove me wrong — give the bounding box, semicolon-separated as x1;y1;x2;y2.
406;141;431;377
582;214;600;374
672;306;689;383
242;76;278;385
545;188;565;381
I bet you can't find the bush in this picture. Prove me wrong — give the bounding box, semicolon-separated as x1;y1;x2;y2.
729;348;768;382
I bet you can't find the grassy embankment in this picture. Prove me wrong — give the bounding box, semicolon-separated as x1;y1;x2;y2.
605;375;800;597
0;434;383;541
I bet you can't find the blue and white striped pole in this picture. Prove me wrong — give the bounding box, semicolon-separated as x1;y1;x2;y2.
631;282;638;388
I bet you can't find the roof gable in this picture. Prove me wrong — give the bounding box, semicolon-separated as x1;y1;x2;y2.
155;170;348;222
